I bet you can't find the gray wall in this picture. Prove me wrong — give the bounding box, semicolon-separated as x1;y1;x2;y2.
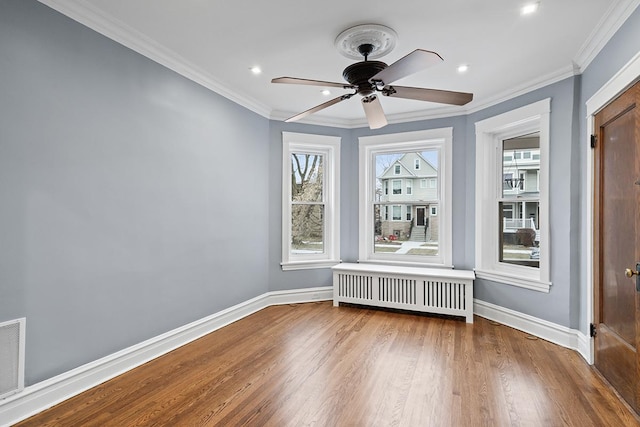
466;77;580;328
267;121;351;292
2;0;639;390
0;0;269;385
578;7;640;332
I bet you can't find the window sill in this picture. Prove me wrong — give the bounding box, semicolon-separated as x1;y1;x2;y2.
474;269;551;293
281;260;341;271
358;259;454;270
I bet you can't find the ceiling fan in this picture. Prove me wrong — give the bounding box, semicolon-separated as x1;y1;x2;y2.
272;43;473;129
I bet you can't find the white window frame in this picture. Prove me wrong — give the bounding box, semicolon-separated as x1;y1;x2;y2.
406;180;413;195
392;205;402;221
392;179;402;195
474;99;551;292
359;128;453;268
281;132;340;270
414;159;421;170
430;206;438;216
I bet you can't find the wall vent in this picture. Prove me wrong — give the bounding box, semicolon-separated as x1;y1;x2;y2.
0;318;25;400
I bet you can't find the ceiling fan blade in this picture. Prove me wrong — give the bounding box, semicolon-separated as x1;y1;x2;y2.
272;77;355;90
369;49;443;85
382;85;473;106
362;95;387;129
285;93;354;122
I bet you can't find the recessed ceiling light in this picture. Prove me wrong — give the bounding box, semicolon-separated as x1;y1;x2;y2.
521;2;539;15
250;66;262;75
321;89;331;96
457;64;469;73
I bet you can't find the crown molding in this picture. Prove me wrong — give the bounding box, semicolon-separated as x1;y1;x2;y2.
38;0;638;130
38;0;272;119
465;64;579;115
573;0;640;72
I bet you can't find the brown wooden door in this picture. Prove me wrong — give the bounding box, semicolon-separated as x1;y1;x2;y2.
594;80;640;413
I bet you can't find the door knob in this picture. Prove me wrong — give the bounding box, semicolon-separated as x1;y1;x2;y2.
625;268;640;278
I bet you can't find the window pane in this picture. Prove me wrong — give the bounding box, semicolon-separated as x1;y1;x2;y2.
502;135;540;198
499;201;539;268
392;205;401;220
373;151;440;258
291;204;324;254
291;153;323;202
500;133;540;269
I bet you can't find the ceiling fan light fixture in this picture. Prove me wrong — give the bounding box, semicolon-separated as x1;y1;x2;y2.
457;64;469;73
335;24;398;60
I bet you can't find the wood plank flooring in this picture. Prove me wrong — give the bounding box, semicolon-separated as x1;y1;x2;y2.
15;302;640;426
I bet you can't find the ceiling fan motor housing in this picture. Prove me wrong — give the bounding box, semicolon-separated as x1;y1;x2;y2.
342;61;387;96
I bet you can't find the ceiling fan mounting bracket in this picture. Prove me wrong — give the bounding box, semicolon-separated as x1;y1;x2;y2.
335;24;398;60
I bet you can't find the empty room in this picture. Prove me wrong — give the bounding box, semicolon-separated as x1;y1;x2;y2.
1;0;640;425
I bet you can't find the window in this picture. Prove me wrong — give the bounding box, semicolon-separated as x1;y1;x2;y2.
394;164;401;174
406;180;413;195
414;159;421;170
359;128;452;267
392;179;402;194
392;205;402;221
430;206;438;216
282;132;340;270
474;99;550;292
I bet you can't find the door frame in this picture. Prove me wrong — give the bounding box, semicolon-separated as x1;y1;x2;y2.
586;51;640;364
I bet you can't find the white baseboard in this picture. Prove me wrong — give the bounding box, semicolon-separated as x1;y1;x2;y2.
0;287;332;427
473;299;593;364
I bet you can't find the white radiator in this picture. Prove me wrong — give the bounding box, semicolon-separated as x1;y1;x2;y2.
0;318;26;400
332;263;475;323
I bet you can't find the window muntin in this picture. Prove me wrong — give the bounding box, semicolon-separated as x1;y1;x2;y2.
359;128;452;267
282;132;340;270
474;99;550;292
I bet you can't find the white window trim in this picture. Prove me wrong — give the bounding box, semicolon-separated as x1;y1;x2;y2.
281;132;340;270
474;99;551;292
359;128;453;268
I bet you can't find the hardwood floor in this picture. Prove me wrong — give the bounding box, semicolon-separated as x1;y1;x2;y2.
15;302;640;426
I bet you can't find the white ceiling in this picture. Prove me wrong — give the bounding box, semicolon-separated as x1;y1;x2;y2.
40;0;639;128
